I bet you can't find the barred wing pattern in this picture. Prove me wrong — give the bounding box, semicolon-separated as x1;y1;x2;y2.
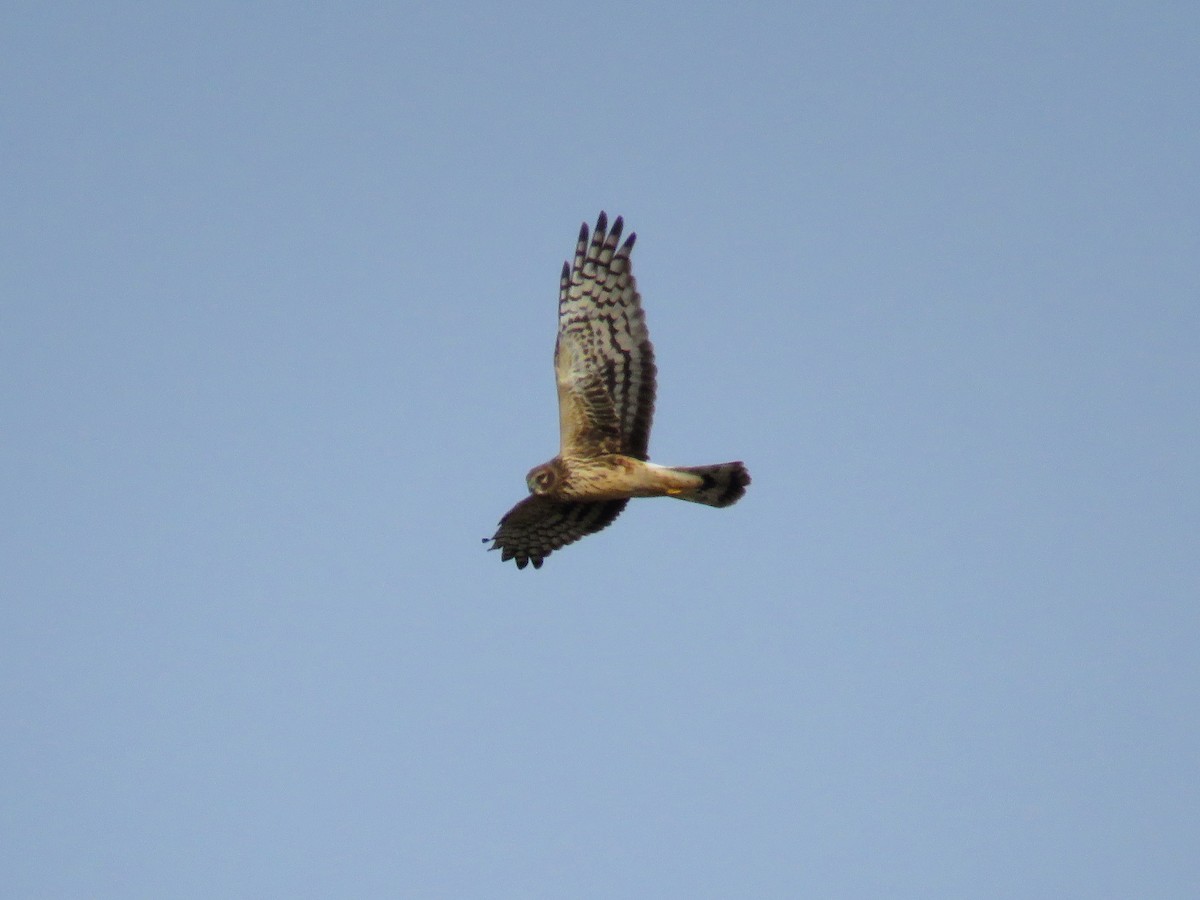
555;213;657;459
486;213;662;569
489;496;628;570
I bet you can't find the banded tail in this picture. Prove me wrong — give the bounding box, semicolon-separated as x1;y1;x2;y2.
673;462;750;508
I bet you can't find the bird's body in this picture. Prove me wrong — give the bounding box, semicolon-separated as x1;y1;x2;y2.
527;455;745;504
486;213;749;569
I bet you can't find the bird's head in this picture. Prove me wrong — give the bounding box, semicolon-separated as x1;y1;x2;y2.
526;460;562;496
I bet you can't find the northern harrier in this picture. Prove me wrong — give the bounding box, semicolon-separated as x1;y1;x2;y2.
486;212;750;569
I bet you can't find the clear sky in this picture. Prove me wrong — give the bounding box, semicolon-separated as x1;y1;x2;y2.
3;3;1197;897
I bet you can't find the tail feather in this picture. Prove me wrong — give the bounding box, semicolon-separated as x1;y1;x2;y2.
674;462;750;508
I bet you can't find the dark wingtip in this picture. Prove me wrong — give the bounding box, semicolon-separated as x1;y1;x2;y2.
595;211;608;235
578;220;589;243
561;260;570;280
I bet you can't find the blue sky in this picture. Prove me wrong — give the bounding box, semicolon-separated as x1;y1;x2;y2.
3;2;1197;896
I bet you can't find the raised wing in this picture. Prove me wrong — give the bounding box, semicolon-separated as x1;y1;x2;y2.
554;212;657;460
486;496;628;569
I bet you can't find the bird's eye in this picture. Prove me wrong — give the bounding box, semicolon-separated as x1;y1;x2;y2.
538;471;554;487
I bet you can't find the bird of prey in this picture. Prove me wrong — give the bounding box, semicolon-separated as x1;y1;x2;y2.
486;212;749;569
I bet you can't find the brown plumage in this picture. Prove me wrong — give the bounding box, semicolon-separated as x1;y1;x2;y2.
486;213;749;569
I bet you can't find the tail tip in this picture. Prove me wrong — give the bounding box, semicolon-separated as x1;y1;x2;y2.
701;461;750;507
